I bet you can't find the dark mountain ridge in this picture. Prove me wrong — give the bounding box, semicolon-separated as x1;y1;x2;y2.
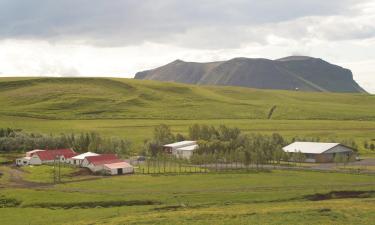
135;56;366;93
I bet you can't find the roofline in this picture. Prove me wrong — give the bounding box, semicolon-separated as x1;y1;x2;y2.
322;143;357;153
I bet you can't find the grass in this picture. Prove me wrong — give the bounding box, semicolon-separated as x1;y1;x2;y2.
0;77;374;224
0;170;375;224
0;77;374;156
0;77;374;120
21;165;81;183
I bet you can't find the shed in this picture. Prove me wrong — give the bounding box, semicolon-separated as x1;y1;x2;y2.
163;141;197;154
282;142;355;163
174;144;199;159
103;162;134;175
82;154;123;173
68;152;99;166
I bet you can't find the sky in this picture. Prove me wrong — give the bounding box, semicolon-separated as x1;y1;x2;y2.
0;0;374;93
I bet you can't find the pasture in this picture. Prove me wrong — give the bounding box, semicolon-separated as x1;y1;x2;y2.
0;167;375;224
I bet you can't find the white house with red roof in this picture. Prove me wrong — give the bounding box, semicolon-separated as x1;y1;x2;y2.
30;149;77;164
16;148;77;166
82;154;133;175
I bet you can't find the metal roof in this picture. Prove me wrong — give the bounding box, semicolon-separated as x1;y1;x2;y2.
282;142;341;154
177;144;199;151
163;141;196;148
72;152;99;160
104;162;133;169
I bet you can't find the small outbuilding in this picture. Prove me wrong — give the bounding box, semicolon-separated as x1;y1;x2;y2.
103;162;134;175
163;141;198;159
282;142;355;163
82;154;123;173
173;144;199;159
68;152;99;166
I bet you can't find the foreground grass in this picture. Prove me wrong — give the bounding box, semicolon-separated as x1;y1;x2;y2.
1;170;375;224
1;199;375;225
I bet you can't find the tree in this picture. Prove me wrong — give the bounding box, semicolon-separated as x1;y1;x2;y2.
153;124;175;145
364;141;369;149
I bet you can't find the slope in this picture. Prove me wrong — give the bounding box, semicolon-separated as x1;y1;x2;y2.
0;77;374;120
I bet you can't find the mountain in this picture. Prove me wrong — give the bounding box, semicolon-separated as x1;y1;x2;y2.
135;56;367;93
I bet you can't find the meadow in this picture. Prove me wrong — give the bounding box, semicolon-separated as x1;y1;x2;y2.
1;168;375;225
0;77;375;224
0;77;374;155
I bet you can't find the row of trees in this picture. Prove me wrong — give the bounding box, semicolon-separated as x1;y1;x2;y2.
143;124;359;168
0;128;132;156
363;140;375;151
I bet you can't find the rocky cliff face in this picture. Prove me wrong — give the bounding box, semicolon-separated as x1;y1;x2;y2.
135;56;366;93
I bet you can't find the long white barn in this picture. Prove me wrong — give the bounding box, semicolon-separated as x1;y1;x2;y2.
282;142;355;163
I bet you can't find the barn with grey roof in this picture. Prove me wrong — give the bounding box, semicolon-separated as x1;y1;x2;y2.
282;142;355;163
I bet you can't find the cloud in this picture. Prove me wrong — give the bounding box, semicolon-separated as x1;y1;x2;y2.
0;0;369;48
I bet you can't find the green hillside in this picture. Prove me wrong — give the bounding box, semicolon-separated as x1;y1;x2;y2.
0;77;374;120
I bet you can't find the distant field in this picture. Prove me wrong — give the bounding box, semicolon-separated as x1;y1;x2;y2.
1;169;375;225
0;115;374;155
0;77;374;120
0;77;374;156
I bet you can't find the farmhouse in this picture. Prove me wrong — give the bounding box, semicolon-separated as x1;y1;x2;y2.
31;149;77;165
163;141;198;159
82;154;133;175
68;152;99;166
16;148;76;166
282;142;355;163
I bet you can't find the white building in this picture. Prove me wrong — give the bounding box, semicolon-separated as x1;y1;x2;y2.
103;162;134;175
282;142;355;163
163;141;198;159
68;152;99;166
174;144;199;159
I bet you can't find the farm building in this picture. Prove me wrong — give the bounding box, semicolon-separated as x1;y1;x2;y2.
16;149;46;166
26;149;45;157
282;142;355;163
82;154;125;173
16;148;76;166
103;162;134;175
173;144;199;159
163;141;198;159
68;152;99;166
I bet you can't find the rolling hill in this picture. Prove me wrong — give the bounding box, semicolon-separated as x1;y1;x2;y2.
135;56;367;93
0;77;374;120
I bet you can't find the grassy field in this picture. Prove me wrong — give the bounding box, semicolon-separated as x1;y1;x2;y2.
0;77;374;120
0;78;375;224
0;169;375;224
0;77;374;155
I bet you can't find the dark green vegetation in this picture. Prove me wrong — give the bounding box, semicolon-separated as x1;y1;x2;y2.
0;128;131;156
0;166;375;224
135;56;366;93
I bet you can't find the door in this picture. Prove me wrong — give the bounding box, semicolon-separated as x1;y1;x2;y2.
117;168;123;175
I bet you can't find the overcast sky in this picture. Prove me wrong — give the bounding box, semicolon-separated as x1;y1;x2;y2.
0;0;374;93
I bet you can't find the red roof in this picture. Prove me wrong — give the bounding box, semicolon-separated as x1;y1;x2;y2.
85;154;123;166
35;149;77;161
